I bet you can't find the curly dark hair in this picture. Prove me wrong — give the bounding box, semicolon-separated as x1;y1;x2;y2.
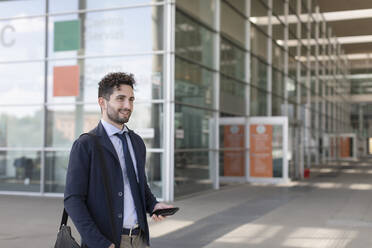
98;72;136;99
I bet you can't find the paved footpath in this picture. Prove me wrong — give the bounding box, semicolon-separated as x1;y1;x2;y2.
1;159;372;247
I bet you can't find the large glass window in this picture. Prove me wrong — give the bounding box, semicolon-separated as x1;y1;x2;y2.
251;55;268;90
128;103;163;149
176;0;215;27
221;1;246;46
272;67;284;97
175;57;214;108
87;0;163;9
287;77;297;104
174;7;216;198
251;0;268;33
145;152;162;198
0;0;45;19
47;55;163;104
272;95;285;116
251;0;268;17
44;150;163;198
0;62;44;105
175;105;214;150
174;151;212;197
175;11;215;69
48;6;164;59
272;43;284;70
220;37;246;81
0;17;45;61
272;0;284;18
0;106;43;148
251;25;268;60
46;104;100;148
220;75;246;115
46;103;162;149
250;86;267;116
44;150;69;193
0;151;41;192
0;1;167;196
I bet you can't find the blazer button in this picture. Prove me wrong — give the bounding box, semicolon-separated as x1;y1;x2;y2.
118;213;123;219
118;192;123;197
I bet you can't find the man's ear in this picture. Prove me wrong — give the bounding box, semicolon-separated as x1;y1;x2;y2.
98;97;106;110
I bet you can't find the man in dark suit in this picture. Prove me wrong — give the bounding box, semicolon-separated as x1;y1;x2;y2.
64;72;172;248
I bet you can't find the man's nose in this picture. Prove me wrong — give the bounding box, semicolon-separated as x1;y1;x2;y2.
122;99;131;108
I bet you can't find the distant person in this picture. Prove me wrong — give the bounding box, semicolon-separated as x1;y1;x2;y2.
64;72;172;248
13;156;34;184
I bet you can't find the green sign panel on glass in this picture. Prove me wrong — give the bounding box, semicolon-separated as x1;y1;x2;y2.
54;20;80;52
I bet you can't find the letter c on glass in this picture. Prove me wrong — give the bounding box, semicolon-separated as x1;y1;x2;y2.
1;25;16;47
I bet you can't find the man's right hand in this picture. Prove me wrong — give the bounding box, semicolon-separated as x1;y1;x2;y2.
108;244;115;248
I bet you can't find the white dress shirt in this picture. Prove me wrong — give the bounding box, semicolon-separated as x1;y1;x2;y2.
101;119;139;228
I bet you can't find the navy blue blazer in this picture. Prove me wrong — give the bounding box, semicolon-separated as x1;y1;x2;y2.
64;121;158;248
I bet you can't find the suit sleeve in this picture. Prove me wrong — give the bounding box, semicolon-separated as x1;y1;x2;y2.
64;139;112;248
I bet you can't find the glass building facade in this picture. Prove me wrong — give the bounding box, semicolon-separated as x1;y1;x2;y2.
0;0;352;201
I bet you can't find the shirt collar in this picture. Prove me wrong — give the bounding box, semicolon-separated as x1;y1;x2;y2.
101;119;128;137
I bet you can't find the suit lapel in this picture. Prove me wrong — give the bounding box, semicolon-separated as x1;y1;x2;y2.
95;121;120;164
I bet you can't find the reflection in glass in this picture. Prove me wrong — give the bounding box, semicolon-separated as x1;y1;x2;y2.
0;0;44;18
0;151;41;192
220;37;245;81
272;125;283;177
49;6;163;57
44;151;69;193
272;68;284;97
49;0;78;13
272;95;284;116
175;10;215;69
287;77;297;103
50;0;163;13
145;152;162;199
251;0;269;17
175;57;214;108
250;86;267;116
272;0;284;18
127;103;163;149
251;55;268;90
221;1;246;46
176;0;215;27
47;102;163;149
174;151;212;197
47;55;163;104
46;104;101;148
175;105;214;149
0;106;43;147
0;62;44;105
272;43;284;70
0;17;45;61
220;75;246;115
84;6;163;54
87;0;162;9
43;150;163;196
251;26;268;60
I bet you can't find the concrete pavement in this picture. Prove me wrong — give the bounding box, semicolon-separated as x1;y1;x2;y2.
1;158;372;247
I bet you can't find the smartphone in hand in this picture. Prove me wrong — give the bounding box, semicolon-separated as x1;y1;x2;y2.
151;207;179;217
